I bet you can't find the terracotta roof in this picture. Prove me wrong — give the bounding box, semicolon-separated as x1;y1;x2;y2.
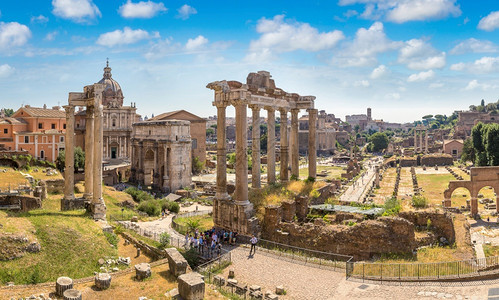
443;139;464;146
0;117;27;125
150;110;205;122
14;106;66;118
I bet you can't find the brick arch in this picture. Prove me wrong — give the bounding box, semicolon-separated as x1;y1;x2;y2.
444;181;473;199
0;158;19;168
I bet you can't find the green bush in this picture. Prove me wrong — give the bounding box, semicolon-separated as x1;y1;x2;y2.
104;232;119;248
181;248;199;267
412;195;428;208
167;201;180;213
383;196;401;216
125;187;154;203
138;200;161;216
159;232;170;249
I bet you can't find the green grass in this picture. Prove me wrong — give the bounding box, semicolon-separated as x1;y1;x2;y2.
483;245;499;257
299;165;343;180
0;206;117;284
174;215;214;235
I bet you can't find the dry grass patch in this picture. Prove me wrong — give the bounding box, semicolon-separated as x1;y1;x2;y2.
0;168;28;190
417;173;455;206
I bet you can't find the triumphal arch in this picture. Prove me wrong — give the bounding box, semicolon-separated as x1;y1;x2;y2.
207;71;317;234
61;83;106;220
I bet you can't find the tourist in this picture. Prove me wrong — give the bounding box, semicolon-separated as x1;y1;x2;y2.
184;233;189;246
216;241;222;257
249;235;257;255
229;231;233;245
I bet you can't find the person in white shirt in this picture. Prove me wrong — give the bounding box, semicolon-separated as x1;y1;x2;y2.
250;235;258;255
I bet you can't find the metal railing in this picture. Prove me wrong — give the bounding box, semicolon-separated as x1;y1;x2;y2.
239;237;353;271
346;255;499;281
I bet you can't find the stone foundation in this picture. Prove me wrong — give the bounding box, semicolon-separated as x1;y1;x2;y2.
213;198;259;235
60;198;88;211
0;195;42;212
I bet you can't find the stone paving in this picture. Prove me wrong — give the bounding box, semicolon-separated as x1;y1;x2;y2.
339;157;381;203
223;246;496;300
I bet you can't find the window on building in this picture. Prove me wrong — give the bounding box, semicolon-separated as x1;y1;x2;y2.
24;136;29;143
51;123;56;129
192;138;198;149
112;119;116;127
38;123;43;129
60;136;64;143
63;124;66;129
452;149;458;156
3;129;7;134
40;150;44;159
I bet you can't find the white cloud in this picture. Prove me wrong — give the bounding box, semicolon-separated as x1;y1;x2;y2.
96;27;157;47
185;35;208;51
31;15;49;24
248;15;344;57
429;82;444;88
407;70;435;82
398;39;446;70
176;4;197;20
0;22;32;51
339;0;461;23
370;64;388;79
119;1;167;19
450;38;498;55
450;56;499;73
144;38;181;60
335;22;401;67
354;80;370;87
45;31;58;41
464;79;497;91
386;92;401;100
478;11;499;31
0;64;14;78
52;0;101;23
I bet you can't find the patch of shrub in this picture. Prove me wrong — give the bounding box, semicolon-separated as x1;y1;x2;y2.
125;187;154;203
138;200;161;216
412;195;428;208
104;232;119;248
383;196;401;216
159;232;170;249
181;248;199;267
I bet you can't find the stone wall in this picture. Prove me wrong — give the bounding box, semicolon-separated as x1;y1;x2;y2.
400;157;417;167
44;179;65;194
399;210;455;243
421;154;454;166
310;183;336;205
121;232;166;260
0;195;42;212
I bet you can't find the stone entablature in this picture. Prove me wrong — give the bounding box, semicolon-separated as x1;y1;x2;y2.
207;71;317;234
130;120;192;193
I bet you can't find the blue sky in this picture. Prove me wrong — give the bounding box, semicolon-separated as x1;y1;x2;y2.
1;0;499;122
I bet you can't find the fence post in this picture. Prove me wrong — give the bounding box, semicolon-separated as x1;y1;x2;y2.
363;263;365;282
417;263;420;280
399;263;401;281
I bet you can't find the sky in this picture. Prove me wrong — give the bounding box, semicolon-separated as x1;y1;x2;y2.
1;0;499;123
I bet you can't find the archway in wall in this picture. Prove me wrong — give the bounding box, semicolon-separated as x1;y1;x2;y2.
450;187;471;209
144;149;154;186
0;158;19;168
109;141;119;159
477;186;497;213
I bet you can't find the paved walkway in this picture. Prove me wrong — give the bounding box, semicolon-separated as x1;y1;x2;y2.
339;157;381;203
223;246;495;300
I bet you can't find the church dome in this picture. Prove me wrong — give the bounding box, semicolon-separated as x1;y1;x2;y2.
98;60;124;108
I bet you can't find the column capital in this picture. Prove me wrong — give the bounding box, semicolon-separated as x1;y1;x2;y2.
85;105;95;119
264;106;275;112
291;108;300;114
307;108;318;114
248;104;262;111
63;105;75;114
231;99;248;107
213;100;229;108
279;108;289;115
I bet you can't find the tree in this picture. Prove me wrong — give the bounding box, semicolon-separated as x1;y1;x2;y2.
368;132;389;152
56;147;85;173
354;124;360;133
484;124;499;166
469;105;477;111
206;128;215;136
422;114;433;120
481;99;485;107
472;123;487;166
192;156;204;175
460;138;474;163
2;108;14;117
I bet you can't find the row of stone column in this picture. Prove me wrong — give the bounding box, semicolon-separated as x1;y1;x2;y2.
414;129;428;153
215;102;317;203
63;103;106;220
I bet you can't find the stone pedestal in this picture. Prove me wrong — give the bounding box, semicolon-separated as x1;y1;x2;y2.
471;197;478;216
63;289;81;300
165;248;188;276
56;276;73;297
178;272;205;300
135;263;151;280
281;201;296;222
94;273;111;290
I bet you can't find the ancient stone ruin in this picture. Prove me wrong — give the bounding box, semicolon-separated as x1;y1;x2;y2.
62;83;106;220
207;71;317;234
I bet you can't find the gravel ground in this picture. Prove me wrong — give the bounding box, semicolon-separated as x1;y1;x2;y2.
223;247;495;300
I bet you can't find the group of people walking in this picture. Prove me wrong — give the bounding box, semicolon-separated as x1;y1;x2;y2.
185;227;238;258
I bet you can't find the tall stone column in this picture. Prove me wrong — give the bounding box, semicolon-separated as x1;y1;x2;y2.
234;100;249;205
215;103;229;200
308;109;318;179
266;107;276;184
290;109;300;179
419;130;423;153
425;130;429;153
138;141;144;184
63;105;75;202
250;105;261;188
471;197;478;217
84;106;94;201
163;144;169;191
279;109;289;182
414;129;417;152
92;104;106;220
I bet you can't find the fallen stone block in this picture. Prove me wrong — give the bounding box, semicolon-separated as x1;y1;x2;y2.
165;248;188;276
178;272;205;300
